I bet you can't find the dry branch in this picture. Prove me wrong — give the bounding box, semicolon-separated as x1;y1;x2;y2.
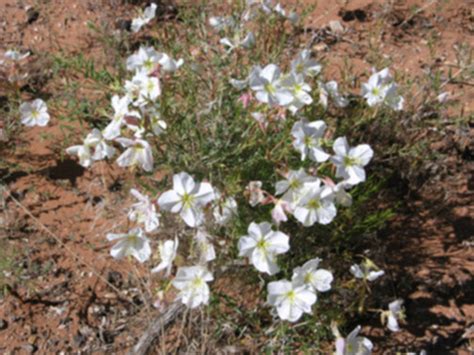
129;302;185;355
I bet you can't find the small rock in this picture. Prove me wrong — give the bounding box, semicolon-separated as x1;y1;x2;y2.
0;319;8;330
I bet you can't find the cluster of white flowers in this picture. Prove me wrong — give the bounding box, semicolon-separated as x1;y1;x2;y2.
332;299;405;355
209;14;254;53
3;49;52;128
231;53;404;117
362;68;404;111
236;221;334;321
69;1;410;347
66;45;182;171
106;172;237;309
244;0;298;23
266;258;333;322
229;50;351;118
249;132;373;228
209;1;298;53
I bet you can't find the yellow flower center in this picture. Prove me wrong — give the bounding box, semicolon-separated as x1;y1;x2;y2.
265;83;276;94
286;290;296;302
256;238;268;250
307;198;321;210
304;272;314;284
182;192;195;209
146;80;155;93
192;277;204;288
343;156;358;167
289;179;300;189
144;59;154;70
304;136;314;147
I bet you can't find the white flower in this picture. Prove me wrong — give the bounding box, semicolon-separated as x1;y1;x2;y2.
292;258;333;292
281;73;313;113
128;188;160;232
383;83;404;111
150;115;167;135
131;3;157;33
437;91;449;103
172;266;214;308
106;227;151;263
229;65;262;90
275;168;317;204
331;137;373;186
194;230;216;263
335;325;373;355
158;53;184;72
103;95;141;140
293;180;336;226
66;144;93;167
383;299;404;332
238;221;289;275
247;0;274;14
4;50;29;61
130;107;167;137
246;180;265;207
126;46;162;74
220;32;255;52
273;3;286;16
267;280;316;322
86;129;115;160
151;237;178;275
361;68;404;111
250;112;268;128
272;3;299;23
213;195;238;226
116;137;154;172
332;182;353;207
319;81;349;108
291;49;321;77
67;129;115;167
230;78;250;90
126;47;183;74
209;16;235;31
20;99;50;127
125;70;161;107
158;172;215;228
271;199;292;225
249;64;293;106
291;119;330;162
350;260;384;282
322;179;353;207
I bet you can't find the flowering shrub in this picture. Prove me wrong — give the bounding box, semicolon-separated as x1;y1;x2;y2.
6;0;417;352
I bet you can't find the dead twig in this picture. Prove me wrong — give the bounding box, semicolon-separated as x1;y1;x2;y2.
129;302;185;355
